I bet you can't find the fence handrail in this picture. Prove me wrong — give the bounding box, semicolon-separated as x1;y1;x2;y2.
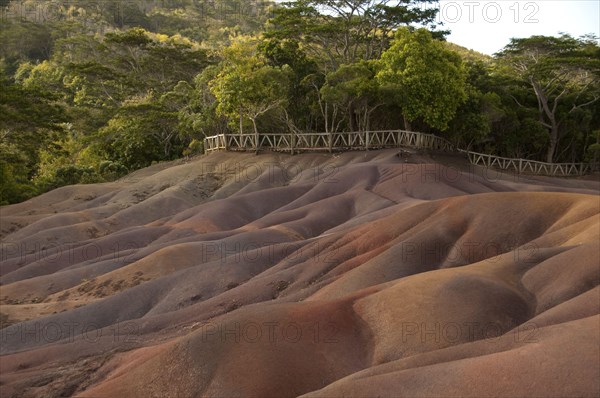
460;149;591;174
203;130;594;177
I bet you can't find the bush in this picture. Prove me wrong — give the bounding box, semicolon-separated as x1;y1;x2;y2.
56;164;97;184
0;143;38;205
98;160;128;181
0;163;38;205
183;139;204;157
586;143;600;163
35;164;101;192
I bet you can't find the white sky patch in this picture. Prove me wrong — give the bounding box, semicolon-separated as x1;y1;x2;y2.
437;0;600;54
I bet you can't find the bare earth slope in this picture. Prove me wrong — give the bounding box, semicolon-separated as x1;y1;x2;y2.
1;149;599;397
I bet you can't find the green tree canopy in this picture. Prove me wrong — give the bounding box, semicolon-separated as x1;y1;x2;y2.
377;28;466;131
496;34;600;162
209;37;292;146
266;0;444;70
0;68;67;203
320;61;382;132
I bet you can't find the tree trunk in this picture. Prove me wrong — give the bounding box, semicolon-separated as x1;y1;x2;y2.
239;109;243;139
403;114;411;131
546;124;559;163
324;103;329;134
348;104;356;132
252;118;259;155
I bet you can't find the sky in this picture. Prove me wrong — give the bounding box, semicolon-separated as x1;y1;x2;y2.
437;0;600;54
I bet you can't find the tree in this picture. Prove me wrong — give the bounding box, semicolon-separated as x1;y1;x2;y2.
377;28;466;131
259;38;319;132
446;58;506;150
95;91;186;170
54;28;208;107
0;139;37;205
0;19;54;72
0;68;68;203
266;0;444;70
179;67;231;140
46;28;208;166
209;37;291;151
320;61;382;133
496;34;600;163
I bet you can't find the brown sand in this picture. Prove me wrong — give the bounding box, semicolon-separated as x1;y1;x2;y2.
1;149;598;397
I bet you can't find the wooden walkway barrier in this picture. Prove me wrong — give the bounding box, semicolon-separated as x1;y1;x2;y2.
204;130;593;177
204;130;454;153
459;149;591;177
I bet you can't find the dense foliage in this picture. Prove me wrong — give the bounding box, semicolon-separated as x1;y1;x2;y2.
1;0;598;204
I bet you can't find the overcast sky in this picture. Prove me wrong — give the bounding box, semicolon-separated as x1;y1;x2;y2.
438;0;600;54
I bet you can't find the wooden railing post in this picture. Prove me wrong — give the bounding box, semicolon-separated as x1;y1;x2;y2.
290;132;295;155
519;159;523;174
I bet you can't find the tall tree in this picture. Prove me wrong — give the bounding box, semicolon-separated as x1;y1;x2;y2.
259;38;319;132
265;0;444;70
320;61;382;132
0;69;67;203
209;37;291;150
178;68;231;141
377;28;466;131
496;35;600;163
446;58;506;151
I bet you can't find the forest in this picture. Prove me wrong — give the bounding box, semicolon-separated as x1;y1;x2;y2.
1;0;599;205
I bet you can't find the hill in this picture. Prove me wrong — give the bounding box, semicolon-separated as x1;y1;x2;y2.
1;149;599;397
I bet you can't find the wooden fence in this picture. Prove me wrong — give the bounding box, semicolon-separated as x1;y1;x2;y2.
204;130;593;177
204;130;454;153
460;150;591;177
